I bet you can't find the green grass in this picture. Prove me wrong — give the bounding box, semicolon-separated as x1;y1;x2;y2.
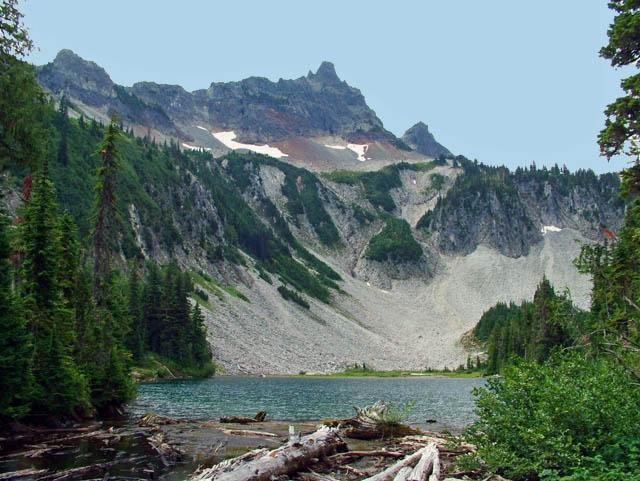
131;353;216;383
298;364;484;378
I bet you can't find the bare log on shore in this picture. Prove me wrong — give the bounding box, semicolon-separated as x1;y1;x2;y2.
0;469;50;480
330;450;404;461
220;428;279;438
362;443;440;481
340;401;417;440
220;410;267;424
189;427;346;481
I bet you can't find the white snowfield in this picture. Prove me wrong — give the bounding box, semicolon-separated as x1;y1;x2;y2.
325;144;347;150
325;142;369;161
212;131;288;158
541;225;562;234
347;143;369;161
182;143;211;151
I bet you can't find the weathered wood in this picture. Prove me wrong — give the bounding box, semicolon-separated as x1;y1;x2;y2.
138;412;183;427
393;466;414;481
193;448;269;480
409;444;438;481
36;461;117;481
220;410;267;424
147;431;183;467
220;428;279;438
331;450;404;461
0;468;50;480
427;449;441;481
299;471;341;481
190;427;346;481
362;446;432;481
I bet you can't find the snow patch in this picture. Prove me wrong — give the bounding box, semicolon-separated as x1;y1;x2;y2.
541;225;562;234
182;143;211;151
196;125;209;131
212;131;287;158
347;143;369;161
325;144;347;150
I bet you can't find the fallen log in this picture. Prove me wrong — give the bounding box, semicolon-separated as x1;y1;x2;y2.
220;410;267;424
36;461;118;481
362;444;437;481
341;402;418;439
330;450;404;461
393;466;414;481
428;450;441;481
220;428;279;438
0;468;50;480
138;412;183;427
189;427;346;481
409;444;438;481
147;432;183;467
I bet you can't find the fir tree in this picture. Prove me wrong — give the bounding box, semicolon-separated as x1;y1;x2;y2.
93;117;121;306
0;213;33;420
18;171;89;417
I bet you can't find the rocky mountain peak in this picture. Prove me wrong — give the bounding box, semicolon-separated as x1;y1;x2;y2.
38;49;115;107
402;121;451;158
310;61;340;83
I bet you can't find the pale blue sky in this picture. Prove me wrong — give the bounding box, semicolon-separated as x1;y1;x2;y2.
21;1;631;173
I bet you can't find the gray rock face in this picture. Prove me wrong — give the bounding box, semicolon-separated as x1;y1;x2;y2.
37;49;183;137
132;60;393;143
37;49;115;107
37;50;401;145
402;121;451;157
422;166;623;258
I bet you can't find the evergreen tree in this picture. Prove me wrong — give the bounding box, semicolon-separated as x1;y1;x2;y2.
93;117;121;306
190;302;212;368
0;213;33;420
126;264;145;361
18;171;89;417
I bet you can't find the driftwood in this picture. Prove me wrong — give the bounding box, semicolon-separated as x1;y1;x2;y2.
220;410;267;424
330;450;404;461
362;444;439;481
220;428;279;438
138;412;184;427
190;427;346;481
410;444;439;481
0;469;50;480
340;401;417;440
35;461;117;481
147;432;184;467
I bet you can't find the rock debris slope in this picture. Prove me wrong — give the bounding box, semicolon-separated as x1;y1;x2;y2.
28;51;625;373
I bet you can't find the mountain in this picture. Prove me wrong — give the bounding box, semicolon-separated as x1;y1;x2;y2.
5;52;622;374
402;121;451;157
37;50;446;171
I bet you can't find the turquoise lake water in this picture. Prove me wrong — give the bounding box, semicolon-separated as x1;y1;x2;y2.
131;376;485;431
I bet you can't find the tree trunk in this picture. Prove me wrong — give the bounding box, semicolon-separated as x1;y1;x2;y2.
362;444;438;481
190;427;346;481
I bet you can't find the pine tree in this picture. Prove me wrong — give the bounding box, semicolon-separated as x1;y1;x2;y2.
18;171;89;417
143;263;164;353
0;213;33;420
126;264;145;361
93;117;121;307
190;302;212;368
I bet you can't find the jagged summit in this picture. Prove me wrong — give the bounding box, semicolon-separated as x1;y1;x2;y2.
38;50;396;146
309;61;340;83
39;49;114;105
402;121;451;158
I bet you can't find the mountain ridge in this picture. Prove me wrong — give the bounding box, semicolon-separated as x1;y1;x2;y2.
36;49;451;171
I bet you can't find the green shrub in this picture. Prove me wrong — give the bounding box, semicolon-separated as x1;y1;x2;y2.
465;353;640;480
277;285;310;309
365;218;422;262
